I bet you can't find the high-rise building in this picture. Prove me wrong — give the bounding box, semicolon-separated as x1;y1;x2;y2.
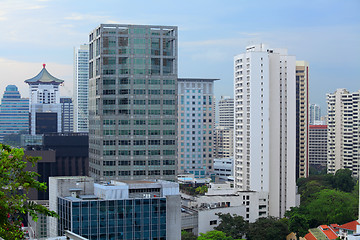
49;176;181;240
218;96;234;128
25;64;64;135
309;125;327;171
214;126;234;158
327;89;360;177
309;104;321;125
234;44;296;217
88;24;178;181
177;78;217;177
73;44;89;133
0;85;29;142
295;61;309;179
60;97;74;133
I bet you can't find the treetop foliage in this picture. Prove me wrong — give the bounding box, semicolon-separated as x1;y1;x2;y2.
0;144;57;240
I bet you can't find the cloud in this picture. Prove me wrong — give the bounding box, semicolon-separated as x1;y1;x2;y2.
0;58;73;98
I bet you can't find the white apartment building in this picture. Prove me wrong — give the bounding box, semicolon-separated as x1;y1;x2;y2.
218;96;234;128
73;44;89;132
177;78;218;178
327;89;360;177
234;44;297;217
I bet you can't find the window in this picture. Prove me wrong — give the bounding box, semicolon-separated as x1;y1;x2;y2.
210;220;217;225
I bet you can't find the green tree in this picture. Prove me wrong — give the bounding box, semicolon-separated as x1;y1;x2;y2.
214;213;248;239
0;144;57;240
195;185;208;195
332;169;356;192
198;230;237;240
181;230;197;240
247;216;289;240
305;188;357;226
287;208;309;240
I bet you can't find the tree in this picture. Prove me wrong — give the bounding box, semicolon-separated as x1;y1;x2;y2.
0;144;57;240
195;185;208;195
215;213;248;239
287;208;309;240
332;169;356;192
198;230;238;240
181;230;197;240
247;216;289;240
305;188;357;226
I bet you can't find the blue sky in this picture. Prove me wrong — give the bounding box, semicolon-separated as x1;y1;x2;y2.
0;0;359;114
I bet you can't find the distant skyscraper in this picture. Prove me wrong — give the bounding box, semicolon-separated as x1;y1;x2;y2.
73;44;89;132
295;61;309;179
327;89;360;177
214;126;234;158
218;96;234;128
309;104;321;125
234;44;296;217
25;64;64;135
60;97;74;133
0;85;29;142
309;124;327;170
177;78;217;177
88;24;178;181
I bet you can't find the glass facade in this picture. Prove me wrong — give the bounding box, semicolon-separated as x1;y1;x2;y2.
58;197;167;240
0;85;29;142
74;44;89;132
88;24;178;181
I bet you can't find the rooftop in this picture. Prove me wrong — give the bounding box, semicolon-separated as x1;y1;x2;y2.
339;220;360;231
24;64;64;85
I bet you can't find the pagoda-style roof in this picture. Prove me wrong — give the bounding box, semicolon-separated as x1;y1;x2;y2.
25;64;64;85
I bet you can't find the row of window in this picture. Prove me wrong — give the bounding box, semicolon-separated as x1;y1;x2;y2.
103;89;176;95
103;150;175;156
103;119;175;125
104;140;175;146
103;160;175;166
103;99;175;105
104;170;175;176
103;130;175;135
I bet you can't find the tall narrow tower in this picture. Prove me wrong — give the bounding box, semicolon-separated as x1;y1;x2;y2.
73;44;89;132
25;64;64;135
177;78;218;177
88;24;178;181
327;89;360;178
296;61;309;179
234;44;296;217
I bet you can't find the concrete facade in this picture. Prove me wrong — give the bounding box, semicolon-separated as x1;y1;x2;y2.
234;44;297;217
218;96;234;128
327;89;360;177
296;61;309;179
214;126;234;158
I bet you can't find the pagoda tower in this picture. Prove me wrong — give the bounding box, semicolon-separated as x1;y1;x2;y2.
25;64;64;135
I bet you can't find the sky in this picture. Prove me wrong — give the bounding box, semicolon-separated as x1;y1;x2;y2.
0;0;359;115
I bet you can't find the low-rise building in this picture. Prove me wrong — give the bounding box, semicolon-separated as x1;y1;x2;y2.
49;176;181;240
181;182;268;236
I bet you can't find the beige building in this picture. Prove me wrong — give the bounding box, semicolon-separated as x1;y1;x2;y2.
296;61;309;179
214;126;234;158
327;89;360;177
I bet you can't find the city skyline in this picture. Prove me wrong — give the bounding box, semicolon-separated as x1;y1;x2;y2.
0;0;359;113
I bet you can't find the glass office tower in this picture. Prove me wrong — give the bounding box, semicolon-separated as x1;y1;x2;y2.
0;85;29;142
88;24;178;181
